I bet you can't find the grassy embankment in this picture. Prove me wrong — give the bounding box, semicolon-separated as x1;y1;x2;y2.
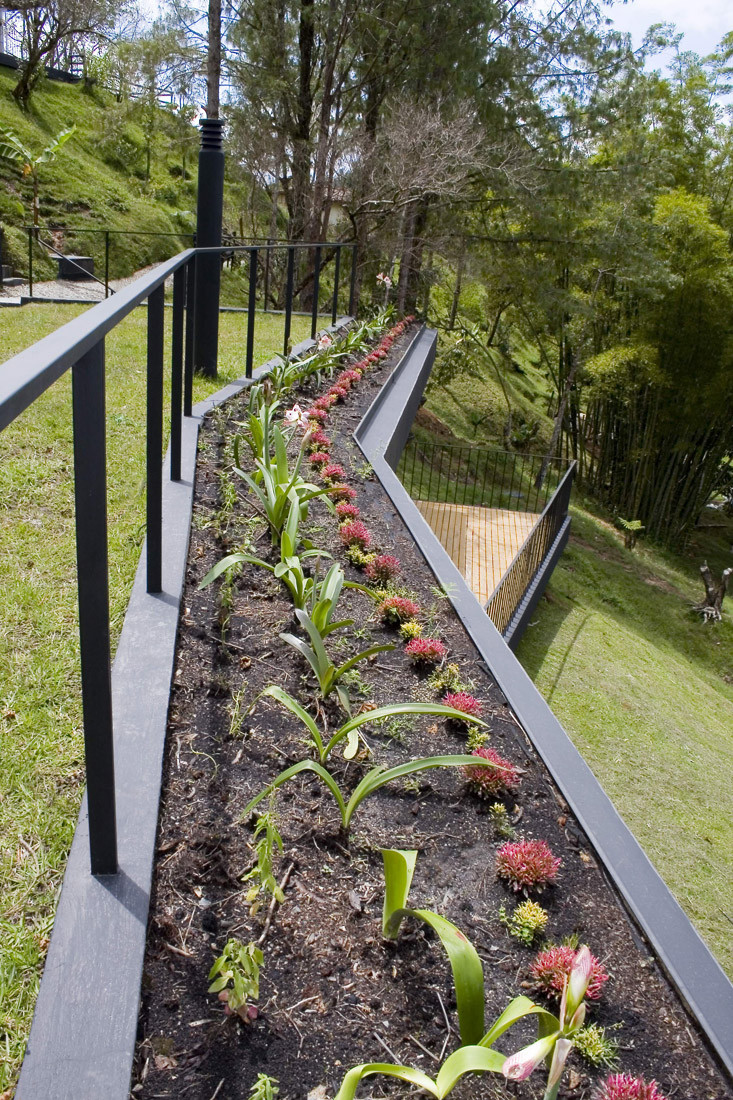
0;303;315;1091
422;339;733;980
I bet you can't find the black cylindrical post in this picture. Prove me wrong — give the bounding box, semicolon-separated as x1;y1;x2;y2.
263;238;271;312
348;244;357;316
310;245;321;341
331;245;341;325
71;340;118;876
245;247;258;379
170;267;185;481
283;246;295;356
184;258;195;416
147;285;164;592
104;231;110;298
193;118;225;378
28;228;33;298
0;226;4;288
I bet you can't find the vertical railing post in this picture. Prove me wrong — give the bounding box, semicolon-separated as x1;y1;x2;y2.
28;227;33;298
170;267;185;481
348;244;357;316
0;225;4;289
331;244;341;326
310;245;321;341
263;238;271;312
283;245;295;356
147;285;164;593
71;340;118;876
184;258;195;417
245;247;258;379
104;231;110;299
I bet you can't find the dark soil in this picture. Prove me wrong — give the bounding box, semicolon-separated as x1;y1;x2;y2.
134;328;732;1100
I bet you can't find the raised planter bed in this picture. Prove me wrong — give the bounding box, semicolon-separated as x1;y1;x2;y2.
132;322;731;1100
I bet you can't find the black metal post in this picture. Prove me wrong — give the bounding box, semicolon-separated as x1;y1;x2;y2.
28;227;33;298
170;267;185;481
147;285;164;592
245;247;257;379
283;246;295;356
263;238;271;312
193;118;225;378
184;258;195;417
348;244;357;315
104;231;110;299
331;245;341;325
0;226;4;289
310;245;321;341
71;340;118;876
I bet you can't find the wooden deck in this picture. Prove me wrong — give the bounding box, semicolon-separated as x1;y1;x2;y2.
416;501;539;604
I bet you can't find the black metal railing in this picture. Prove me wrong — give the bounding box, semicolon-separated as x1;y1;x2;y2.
0;240;357;875
398;437;569;513
484;462;575;633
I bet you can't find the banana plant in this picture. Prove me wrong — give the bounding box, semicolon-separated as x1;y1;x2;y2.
242;754;506;833
333;996;557;1100
280;608;393;713
254;685;490;765
381;849;485;1045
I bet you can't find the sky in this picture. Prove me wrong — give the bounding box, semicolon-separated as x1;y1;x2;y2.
605;0;731;60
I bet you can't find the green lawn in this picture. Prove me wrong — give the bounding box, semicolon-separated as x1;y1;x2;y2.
516;497;733;978
0;302;315;1091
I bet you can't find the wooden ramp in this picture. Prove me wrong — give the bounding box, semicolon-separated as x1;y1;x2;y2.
416;501;539;604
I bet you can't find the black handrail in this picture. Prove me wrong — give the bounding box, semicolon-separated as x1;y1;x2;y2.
0;240;357;875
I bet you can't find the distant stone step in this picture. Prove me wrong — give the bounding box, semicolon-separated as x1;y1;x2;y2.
1;275;24;286
57;255;95;279
1;264;14;279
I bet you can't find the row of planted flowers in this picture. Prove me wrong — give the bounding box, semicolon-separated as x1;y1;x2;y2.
199;312;669;1100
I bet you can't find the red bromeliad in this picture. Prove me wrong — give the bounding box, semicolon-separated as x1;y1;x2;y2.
378;596;422;624
339;521;372;549
442;691;483;721
364;554;400;584
530;944;609;1002
496;839;561;892
335;502;360;522
596;1076;668;1100
404;637;447;665
464;747;520;797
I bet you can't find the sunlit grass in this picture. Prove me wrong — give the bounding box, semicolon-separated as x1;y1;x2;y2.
517;498;733;977
0;301;317;1090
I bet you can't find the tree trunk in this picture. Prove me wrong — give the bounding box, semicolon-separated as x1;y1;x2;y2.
696;563;731;623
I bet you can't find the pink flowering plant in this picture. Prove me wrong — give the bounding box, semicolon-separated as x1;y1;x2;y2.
530;945;609;1003
364;554;400;584
596;1075;668;1100
320;463;347;482
339;521;372;549
335;502;360;522
378;596;422;624
404;637;447;665
496;839;561;892
329;483;358;502
442;691;482;723
464;747;520;797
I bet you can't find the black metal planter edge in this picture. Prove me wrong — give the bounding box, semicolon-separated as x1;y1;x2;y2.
353;325;733;1080
15;318;354;1100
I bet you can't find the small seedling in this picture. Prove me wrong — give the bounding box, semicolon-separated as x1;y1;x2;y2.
243;802;285;916
208;939;263;1021
228;684;249;740
247;1074;279;1100
488;802;515;838
427;663;464;694
466;725;488;751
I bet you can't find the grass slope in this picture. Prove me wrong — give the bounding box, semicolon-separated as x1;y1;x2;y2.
516;499;733;977
0;302;314;1091
0;69;194;280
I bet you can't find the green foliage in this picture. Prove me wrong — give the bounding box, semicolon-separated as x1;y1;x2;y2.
280;608;394;713
243;803;285;916
243;754;503;833
573;1022;620;1068
381;849;485;1045
248;1074;279;1100
208;939;263;1020
255;684;488;764
499;900;549;946
488;802;515;839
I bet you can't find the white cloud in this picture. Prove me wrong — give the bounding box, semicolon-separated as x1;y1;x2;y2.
607;0;731;57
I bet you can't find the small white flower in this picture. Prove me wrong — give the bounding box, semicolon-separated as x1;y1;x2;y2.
317;333;333;350
376;272;393;288
284;404;308;427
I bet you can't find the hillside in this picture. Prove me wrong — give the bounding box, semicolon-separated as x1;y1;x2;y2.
420;366;733;978
0;68;196;280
